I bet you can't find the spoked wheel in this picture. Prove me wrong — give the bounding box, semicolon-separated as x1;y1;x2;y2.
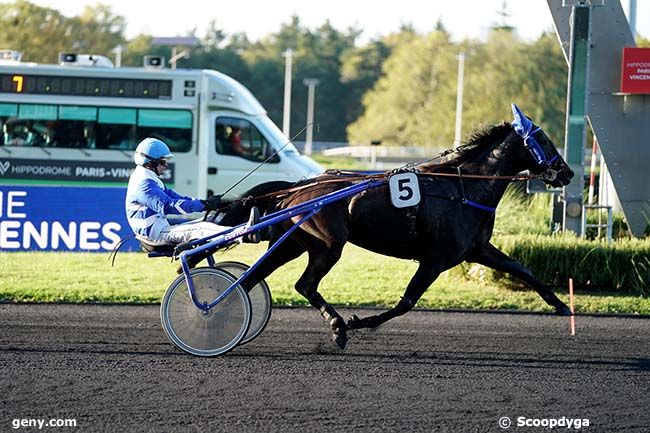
215;261;272;345
160;268;252;357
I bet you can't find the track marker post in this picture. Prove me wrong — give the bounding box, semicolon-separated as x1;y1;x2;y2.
569;278;576;336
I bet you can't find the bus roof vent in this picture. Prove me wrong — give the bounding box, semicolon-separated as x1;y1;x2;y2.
0;50;23;63
144;55;165;69
59;53;114;67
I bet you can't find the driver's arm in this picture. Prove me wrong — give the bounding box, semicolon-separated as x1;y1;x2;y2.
138;179;204;215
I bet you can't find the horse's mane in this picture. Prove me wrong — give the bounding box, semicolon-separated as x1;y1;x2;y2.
418;122;513;171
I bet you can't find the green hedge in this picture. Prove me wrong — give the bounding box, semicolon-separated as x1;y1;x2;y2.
489;235;650;295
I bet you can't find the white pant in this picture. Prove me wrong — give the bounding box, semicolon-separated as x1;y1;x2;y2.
158;219;232;245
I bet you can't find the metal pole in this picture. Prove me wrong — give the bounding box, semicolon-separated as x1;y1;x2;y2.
113;45;122;68
282;49;293;138
303;78;319;155
453;52;465;148
628;0;637;39
588;137;598;205
562;3;591;235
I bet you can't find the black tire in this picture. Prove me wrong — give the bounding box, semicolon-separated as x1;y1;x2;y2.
215;261;272;345
160;267;251;357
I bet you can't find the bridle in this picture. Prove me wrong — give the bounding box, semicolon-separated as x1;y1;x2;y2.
512;122;560;182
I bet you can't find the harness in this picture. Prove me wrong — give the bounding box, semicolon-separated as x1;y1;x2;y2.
454;167;497;212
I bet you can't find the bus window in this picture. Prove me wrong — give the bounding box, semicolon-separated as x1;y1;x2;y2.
17;104;59;146
136;109;191;152
59;106;97;121
19;104;57;120
0;103;18;117
215;117;278;163
2;119;28;146
59;106;97;148
0;104;192;151
97;107;136;150
0;103;17;146
0;104;54;146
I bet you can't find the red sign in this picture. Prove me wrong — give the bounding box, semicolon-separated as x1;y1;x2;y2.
621;47;650;94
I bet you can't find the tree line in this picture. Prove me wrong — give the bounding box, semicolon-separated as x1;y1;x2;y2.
1;1;648;146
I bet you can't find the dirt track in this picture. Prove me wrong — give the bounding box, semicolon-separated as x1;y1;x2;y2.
1;304;649;432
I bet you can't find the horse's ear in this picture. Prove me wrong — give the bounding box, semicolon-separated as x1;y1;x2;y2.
511;103;532;136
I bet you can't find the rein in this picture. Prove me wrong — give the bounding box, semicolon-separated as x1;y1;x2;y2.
226;169;540;210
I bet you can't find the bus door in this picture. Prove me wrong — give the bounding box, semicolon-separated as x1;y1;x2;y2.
209;113;280;197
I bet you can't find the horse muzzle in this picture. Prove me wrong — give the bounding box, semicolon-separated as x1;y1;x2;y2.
543;166;574;187
540;169;558;182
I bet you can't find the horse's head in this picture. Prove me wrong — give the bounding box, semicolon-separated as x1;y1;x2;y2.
510;104;574;188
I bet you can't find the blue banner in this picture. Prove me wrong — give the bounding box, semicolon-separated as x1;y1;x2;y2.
0;185;139;252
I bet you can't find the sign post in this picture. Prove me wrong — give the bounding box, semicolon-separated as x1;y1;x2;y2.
563;3;592;235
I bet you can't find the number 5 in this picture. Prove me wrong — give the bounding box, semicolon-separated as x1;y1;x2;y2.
397;178;414;200
389;173;421;208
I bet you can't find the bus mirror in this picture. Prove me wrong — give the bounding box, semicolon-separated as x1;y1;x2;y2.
144;56;165;69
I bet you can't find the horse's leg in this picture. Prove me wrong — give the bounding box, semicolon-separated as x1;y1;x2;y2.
294;245;349;349
348;261;442;330
238;236;305;293
467;242;572;315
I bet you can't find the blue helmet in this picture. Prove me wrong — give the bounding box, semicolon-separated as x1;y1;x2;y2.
133;138;173;165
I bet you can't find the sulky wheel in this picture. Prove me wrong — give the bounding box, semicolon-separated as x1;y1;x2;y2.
160;267;251;357
215;261;272;345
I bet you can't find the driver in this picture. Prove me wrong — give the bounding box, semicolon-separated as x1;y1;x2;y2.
125;137;260;246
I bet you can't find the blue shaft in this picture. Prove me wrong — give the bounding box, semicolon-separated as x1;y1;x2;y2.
205;207;321;310
183;178;385;311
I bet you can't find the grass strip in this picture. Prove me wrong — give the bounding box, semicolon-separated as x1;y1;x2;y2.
2;244;649;314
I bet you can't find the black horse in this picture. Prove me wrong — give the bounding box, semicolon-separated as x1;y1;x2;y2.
220;105;574;348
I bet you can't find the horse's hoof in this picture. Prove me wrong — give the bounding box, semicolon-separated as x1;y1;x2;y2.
330;317;348;349
333;331;348;350
347;315;362;330
555;305;573;316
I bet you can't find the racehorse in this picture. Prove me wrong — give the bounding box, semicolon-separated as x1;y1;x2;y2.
219;104;574;349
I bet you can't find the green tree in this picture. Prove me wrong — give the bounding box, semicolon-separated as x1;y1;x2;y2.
340;40;391;126
348;28;568;148
0;1;126;64
121;34;154;66
461;29;528;136
0;0;72;63
492;0;515;33
240;16;361;142
68;3;126;56
347;29;456;146
515;32;567;142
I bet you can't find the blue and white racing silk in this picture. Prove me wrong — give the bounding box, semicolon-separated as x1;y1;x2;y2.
125;166;204;241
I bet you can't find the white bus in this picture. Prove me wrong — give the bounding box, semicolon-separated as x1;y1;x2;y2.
0;52;323;252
